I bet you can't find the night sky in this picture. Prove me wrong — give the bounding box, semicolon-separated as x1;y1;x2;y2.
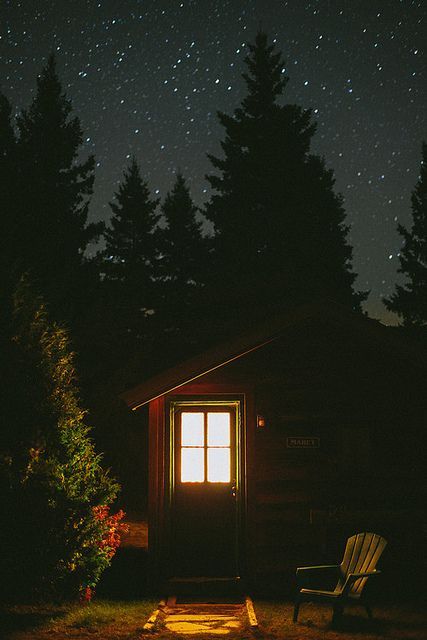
1;0;426;323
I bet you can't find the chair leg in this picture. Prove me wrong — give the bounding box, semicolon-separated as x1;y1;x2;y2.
365;603;373;619
332;603;343;625
293;600;300;622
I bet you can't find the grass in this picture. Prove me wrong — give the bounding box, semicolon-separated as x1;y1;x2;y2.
1;598;426;639
255;600;427;640
0;599;157;639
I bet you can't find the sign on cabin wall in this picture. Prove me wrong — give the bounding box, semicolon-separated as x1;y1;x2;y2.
286;436;320;449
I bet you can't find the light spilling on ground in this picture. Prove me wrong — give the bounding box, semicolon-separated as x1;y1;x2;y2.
164;613;241;635
158;602;246;635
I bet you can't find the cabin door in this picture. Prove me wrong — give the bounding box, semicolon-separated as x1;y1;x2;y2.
170;401;241;578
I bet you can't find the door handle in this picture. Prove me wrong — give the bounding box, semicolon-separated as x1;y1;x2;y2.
231;484;237;498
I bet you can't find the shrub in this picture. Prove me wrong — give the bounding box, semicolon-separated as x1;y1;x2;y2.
0;279;124;600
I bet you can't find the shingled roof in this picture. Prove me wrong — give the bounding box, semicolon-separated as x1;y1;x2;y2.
119;300;426;411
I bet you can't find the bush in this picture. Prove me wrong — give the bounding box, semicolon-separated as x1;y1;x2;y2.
0;279;125;600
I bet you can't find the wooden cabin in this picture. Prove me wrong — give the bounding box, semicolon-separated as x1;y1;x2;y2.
120;302;426;594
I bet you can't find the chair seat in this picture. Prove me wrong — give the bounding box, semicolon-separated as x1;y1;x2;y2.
294;533;387;624
300;588;340;598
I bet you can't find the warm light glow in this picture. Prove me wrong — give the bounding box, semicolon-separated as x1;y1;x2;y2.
181;412;204;446
208;448;230;482
207;413;230;446
180;410;232;483
181;448;204;482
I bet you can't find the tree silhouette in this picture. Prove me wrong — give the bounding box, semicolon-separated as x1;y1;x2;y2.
156;172;207;347
101;157;160;353
384;142;427;326
0;91;18;302
15;54;101;322
205;31;364;327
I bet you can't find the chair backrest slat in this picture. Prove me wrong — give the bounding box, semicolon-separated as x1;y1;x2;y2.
337;532;387;597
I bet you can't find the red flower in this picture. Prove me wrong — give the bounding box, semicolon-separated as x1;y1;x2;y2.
80;585;93;602
92;506;129;559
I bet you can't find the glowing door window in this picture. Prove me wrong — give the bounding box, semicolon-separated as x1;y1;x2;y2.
207;412;230;482
181;448;204;482
181;412;204;445
181;413;204;482
207;413;230;446
180;411;231;483
207;448;230;482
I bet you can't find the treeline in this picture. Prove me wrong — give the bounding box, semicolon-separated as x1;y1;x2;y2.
0;31;426;601
0;35;367;378
2;33;426;383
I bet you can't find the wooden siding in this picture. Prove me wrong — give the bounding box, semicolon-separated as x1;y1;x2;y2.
199;324;423;588
146;319;426;592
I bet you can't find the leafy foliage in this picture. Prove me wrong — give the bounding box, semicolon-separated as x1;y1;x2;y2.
384;142;427;326
0;278;122;600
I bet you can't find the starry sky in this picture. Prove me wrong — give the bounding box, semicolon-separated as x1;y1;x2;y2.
1;0;426;323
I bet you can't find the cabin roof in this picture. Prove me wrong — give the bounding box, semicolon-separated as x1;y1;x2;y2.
120;301;427;410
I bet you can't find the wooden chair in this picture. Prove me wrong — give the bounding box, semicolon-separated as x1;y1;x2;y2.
293;532;387;624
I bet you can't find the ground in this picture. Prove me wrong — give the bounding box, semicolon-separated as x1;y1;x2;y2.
1;599;426;640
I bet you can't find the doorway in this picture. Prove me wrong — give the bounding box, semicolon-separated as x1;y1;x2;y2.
168;400;243;578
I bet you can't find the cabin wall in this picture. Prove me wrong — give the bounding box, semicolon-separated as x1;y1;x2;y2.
148;396;166;586
247;323;426;594
148;321;426;594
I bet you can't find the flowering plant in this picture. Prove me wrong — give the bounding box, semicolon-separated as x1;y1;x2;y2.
93;505;129;558
77;506;129;602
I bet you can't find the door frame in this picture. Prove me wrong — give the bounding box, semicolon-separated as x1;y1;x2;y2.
165;395;246;579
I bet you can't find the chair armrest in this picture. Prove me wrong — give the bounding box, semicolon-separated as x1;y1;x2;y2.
296;564;340;574
342;570;381;594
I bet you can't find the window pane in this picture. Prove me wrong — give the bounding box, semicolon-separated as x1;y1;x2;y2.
181;412;204;446
207;412;230;446
181;448;204;482
207;448;230;483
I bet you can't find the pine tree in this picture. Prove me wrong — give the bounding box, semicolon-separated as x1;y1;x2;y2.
205;31;363;325
0;278;123;600
0;91;18;300
15;54;101;322
157;173;206;310
0;91;16;212
384;143;427;326
152;173;208;362
101;157;160;349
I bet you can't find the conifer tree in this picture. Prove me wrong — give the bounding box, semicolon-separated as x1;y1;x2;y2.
157;173;206;306
101;157;160;349
205;31;363;325
15;55;101;322
384;142;427;326
0;91;18;300
153;173;208;360
0;278;123;600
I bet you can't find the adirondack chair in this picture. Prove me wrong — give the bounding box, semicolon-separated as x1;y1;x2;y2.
293;532;387;624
